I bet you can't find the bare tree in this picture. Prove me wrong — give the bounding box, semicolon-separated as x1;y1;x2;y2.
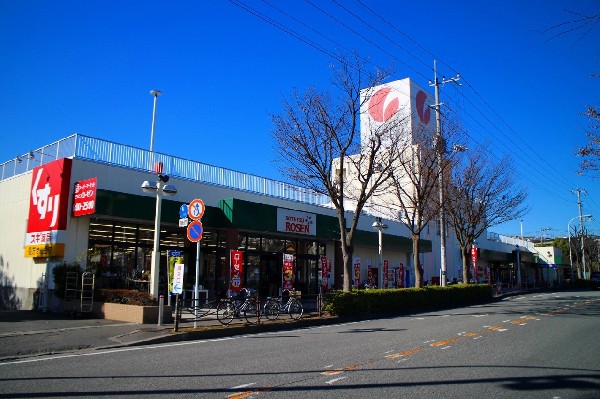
445;148;528;283
577;88;600;176
383;127;442;288
271;54;405;292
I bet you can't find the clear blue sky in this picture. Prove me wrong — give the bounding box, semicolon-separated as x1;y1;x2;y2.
1;1;599;239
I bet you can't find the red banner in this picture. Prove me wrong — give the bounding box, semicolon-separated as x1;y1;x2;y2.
230;250;244;293
73;177;97;217
399;263;405;288
320;256;328;290
471;247;478;264
383;259;389;288
353;258;361;288
283;254;294;290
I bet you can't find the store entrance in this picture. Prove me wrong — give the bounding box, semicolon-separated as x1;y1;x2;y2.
260;253;281;298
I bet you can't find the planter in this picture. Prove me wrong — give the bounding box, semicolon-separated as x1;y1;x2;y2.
96;302;173;324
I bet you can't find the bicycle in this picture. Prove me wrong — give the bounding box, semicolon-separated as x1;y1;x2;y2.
217;288;260;325
263;289;303;321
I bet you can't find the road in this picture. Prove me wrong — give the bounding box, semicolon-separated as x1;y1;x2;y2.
1;291;599;399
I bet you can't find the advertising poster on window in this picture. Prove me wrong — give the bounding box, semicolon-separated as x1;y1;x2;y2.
399;263;405;288
383;259;389;288
25;158;72;258
320;255;329;290
283;254;295;290
353;257;361;288
230;250;244;293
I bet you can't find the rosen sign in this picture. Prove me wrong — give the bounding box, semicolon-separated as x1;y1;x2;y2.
25;158;72;258
276;208;316;236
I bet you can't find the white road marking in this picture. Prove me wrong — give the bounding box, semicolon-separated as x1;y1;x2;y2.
231;383;256;390
326;376;347;384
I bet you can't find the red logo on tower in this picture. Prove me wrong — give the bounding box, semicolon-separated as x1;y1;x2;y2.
368;87;399;123
415;90;431;124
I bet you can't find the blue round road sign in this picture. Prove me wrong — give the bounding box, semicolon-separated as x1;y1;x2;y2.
187;221;203;242
179;204;189;219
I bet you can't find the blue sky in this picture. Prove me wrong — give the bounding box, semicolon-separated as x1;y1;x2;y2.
1;1;599;239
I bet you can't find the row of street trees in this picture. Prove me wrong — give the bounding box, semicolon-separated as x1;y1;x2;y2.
272;55;527;291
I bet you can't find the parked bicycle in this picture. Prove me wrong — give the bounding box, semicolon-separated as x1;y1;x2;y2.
263;289;303;321
217;288;260;325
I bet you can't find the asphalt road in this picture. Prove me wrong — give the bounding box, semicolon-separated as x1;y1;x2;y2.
1;291;599;399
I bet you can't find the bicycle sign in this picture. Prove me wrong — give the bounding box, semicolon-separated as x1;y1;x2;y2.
188;199;205;220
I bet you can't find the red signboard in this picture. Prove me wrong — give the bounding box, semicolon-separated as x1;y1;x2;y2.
471;247;479;264
73;177;97;217
230;250;244;293
25;159;72;257
283;254;295;290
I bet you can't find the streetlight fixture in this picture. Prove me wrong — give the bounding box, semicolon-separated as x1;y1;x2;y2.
149;89;162;170
568;214;592;281
141;174;177;297
372;217;388;288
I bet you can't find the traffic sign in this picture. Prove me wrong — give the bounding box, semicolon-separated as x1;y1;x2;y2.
179;218;189;228
172;263;184;294
187;220;203;242
188;199;205;220
179;204;189;219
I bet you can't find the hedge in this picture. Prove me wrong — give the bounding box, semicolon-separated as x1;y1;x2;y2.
323;284;493;316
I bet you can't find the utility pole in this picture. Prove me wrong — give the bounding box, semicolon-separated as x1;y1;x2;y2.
573;188;588;278
430;60;460;287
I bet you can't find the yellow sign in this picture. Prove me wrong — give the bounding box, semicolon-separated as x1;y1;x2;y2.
24;243;65;258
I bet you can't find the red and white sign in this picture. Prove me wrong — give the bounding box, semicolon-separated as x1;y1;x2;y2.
277;208;316;236
283;254;295;290
360;78;436;148
25;158;72;258
230;250;244;293
471;247;479;264
188;198;205;220
73;177;97;217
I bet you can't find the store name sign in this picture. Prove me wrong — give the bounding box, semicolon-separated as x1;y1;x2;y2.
25;158;72;258
277;208;316;236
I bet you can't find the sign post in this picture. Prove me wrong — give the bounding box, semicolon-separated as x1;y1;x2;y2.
182;198;205;328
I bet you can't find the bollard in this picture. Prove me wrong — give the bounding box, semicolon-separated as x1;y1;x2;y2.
158;295;164;326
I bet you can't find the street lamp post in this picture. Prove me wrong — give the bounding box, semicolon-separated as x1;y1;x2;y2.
568;214;592;281
149;89;162;170
372;217;388;289
515;245;521;289
141;174;177;298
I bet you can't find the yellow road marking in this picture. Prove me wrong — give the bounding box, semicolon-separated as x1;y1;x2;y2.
386;348;423;359
322;364;359;376
430;337;460;347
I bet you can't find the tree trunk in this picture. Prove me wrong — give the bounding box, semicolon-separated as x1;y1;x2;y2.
412;233;423;287
461;246;470;284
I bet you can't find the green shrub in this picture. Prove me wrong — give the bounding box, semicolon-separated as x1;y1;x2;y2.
95;289;157;306
323;284;493;316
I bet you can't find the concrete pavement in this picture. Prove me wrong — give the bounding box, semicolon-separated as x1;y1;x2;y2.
0;308;334;362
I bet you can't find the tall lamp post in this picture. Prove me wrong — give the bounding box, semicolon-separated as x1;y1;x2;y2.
141;174;177;297
372;217;388;289
149;89;162;170
568;214;592;281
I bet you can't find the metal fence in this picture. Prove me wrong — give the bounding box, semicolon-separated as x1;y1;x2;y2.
1;134;331;206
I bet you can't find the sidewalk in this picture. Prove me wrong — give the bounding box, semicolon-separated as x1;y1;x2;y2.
0;309;332;362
